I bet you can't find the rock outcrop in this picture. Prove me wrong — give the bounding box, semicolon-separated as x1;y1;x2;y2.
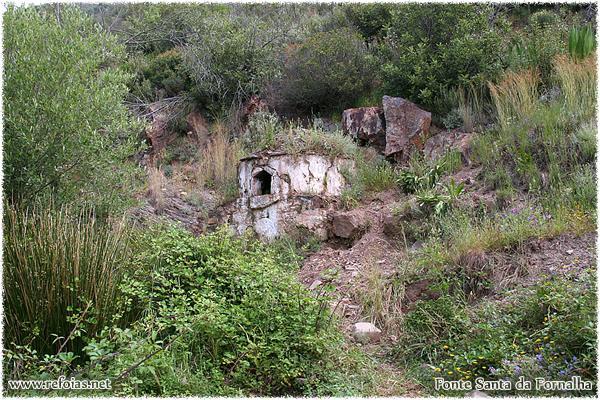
382;95;431;162
341;96;432;163
330;210;369;241
341;107;386;152
424;130;474;166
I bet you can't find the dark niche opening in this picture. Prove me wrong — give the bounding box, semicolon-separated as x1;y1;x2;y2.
254;170;272;195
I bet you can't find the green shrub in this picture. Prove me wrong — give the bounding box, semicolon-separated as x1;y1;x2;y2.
3;205;133;355
397;163;443;194
273;28;374;115
421;272;597;396
506;9;571;82
128;48;192;101
3;5;143;212
343;4;392;42
574;121;597;163
108;227;344;395
569;165;597;211
379;4;506;114
242;111;281;153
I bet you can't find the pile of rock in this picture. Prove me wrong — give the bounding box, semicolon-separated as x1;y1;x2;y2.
342;95;431;163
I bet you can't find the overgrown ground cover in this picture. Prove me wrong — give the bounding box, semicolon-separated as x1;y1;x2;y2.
371;39;597;397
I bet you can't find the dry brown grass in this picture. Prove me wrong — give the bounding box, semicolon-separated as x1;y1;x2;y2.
147;166;167;212
554;54;596;121
350;262;404;337
456;84;486;132
196;122;242;193
488;69;540;131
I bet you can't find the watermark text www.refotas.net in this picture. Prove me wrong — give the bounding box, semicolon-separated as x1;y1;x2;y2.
7;376;111;391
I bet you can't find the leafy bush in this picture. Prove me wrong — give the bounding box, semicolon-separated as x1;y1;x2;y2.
241;111;281;153
505;9;572;83
417;271;597;396
183;14;282;110
416;180;465;217
3;226;363;396
343;4;392;42
3;5;143;213
397;163;444;194
378;4;506;114
107;227;345;395
3;205;133;355
272;28;374;115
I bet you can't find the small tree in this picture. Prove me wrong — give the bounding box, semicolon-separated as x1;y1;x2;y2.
3;5;143;213
273;28;374;115
378;4;506;114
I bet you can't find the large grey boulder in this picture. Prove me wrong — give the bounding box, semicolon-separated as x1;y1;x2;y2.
382;96;431;162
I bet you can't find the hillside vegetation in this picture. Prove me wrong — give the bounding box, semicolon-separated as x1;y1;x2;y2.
2;3;597;396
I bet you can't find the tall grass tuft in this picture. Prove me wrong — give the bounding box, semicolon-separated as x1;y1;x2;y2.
553;54;596;121
147;166;167;212
456;84;487;132
488;69;539;131
197;123;242;198
3;205;133;354
568;25;596;61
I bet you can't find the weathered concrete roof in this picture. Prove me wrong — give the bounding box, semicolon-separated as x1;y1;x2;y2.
239;150;288;162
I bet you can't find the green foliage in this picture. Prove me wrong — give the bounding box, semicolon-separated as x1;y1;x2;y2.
379;4;506;114
183;12;283;110
242;111;281;153
3;205;133;355
109;227;344;395
479;59;596;195
3;226;367;396
279;126;360;158
401;295;470;361
505;9;572;82
128;48;192;101
569;25;596;60
357;158;398;193
416;180;465;218
397;163;443;194
339;155;397;209
408;271;597;396
274;28;374;115
343;4;392;42
3;5;143;213
574;121;597;163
